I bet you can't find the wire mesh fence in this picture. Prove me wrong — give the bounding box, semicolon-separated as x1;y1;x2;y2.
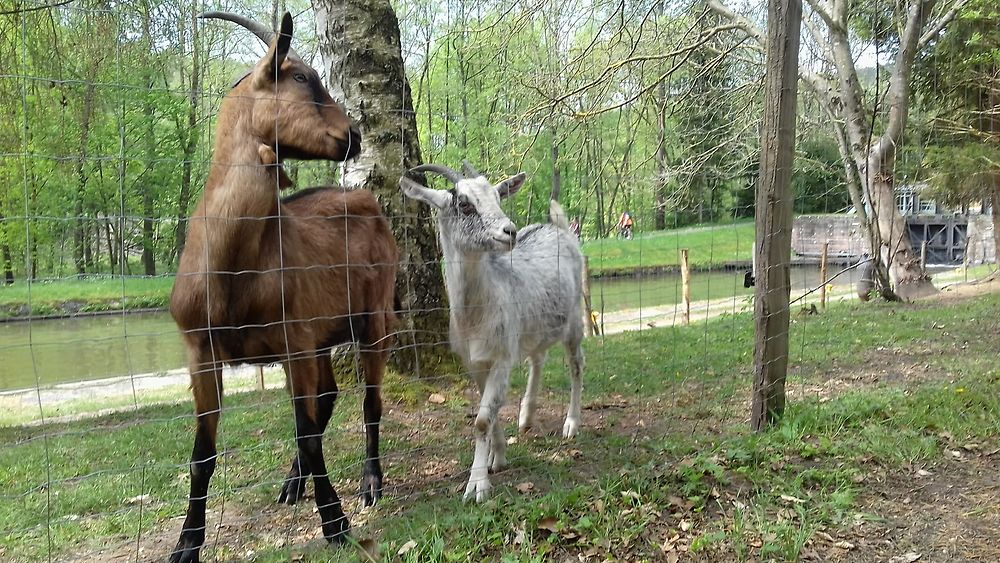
2;0;999;562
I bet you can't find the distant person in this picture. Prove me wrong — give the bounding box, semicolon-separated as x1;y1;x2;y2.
616;211;633;240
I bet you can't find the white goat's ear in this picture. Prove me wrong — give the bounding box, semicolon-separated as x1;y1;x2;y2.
400;176;452;209
496;173;526;199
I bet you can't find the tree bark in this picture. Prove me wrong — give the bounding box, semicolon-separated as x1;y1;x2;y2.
0;212;13;285
173;5;200;263
140;11;157;277
312;0;452;376
550;132;561;202
655;80;668;230
751;0;801;431
74;81;96;277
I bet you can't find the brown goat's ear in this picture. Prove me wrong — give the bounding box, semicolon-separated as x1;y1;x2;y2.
254;12;293;86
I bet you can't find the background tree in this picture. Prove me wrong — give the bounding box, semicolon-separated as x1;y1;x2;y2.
917;0;1000;271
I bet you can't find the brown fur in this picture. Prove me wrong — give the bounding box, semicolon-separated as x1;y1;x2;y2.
168;13;397;563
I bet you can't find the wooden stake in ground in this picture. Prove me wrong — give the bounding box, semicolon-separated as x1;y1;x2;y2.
581;256;599;336
680;248;691;325
819;242;829;309
750;0;801;431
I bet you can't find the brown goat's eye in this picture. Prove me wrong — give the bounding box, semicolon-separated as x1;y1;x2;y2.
458;200;475;215
293;73;307;83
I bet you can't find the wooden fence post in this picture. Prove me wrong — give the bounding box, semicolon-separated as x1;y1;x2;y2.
258;366;265;391
680;248;691;326
750;0;801;431
581;256;599;336
819;242;829;309
920;240;928;272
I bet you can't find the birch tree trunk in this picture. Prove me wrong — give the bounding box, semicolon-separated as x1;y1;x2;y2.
312;0;452;375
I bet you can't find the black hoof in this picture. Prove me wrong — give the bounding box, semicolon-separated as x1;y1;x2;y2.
321;513;351;545
360;472;383;507
169;532;204;563
278;458;309;505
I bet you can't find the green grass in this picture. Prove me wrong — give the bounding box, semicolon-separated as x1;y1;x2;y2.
583;220;756;276
2;291;998;561
0;276;174;318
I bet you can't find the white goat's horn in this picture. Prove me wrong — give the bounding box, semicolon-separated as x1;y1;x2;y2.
461;160;483;178
199;11;301;60
410;164;463;184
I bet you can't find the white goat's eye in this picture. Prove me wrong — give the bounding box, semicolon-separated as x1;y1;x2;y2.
293;73;307;83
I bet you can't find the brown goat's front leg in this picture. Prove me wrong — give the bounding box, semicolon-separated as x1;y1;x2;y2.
171;351;224;563
286;357;350;544
278;355;338;505
359;345;386;506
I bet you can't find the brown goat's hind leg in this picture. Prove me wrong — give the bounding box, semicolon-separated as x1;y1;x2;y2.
170;354;224;563
288;357;350;544
278;355;338;505
359;342;386;507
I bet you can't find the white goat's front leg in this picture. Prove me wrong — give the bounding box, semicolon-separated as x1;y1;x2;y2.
464;359;512;502
563;339;584;438
518;353;546;433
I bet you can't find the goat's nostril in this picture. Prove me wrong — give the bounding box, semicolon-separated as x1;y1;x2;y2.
503;225;517;239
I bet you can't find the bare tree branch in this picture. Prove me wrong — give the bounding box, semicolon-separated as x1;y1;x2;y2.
706;0;764;47
918;0;969;50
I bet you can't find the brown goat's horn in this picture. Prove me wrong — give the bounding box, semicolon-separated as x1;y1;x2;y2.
461;160;483;178
410;164;464;184
198;11;300;59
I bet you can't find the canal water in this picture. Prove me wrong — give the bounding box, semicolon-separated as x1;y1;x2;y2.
0;265;860;391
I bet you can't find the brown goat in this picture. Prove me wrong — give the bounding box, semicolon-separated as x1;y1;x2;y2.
168;12;398;563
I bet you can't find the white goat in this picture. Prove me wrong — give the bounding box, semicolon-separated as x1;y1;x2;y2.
400;160;585;502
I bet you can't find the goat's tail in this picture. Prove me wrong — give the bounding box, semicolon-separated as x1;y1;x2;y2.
548;200;570;230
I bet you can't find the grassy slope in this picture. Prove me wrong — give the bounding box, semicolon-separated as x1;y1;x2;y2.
1;293;998;561
583;220;756;276
0;276;175;318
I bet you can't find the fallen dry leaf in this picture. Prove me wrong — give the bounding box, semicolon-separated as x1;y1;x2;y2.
515;481;535;494
512;526;526;545
679;520;693;532
397;539;417;556
780;494;806;504
537;516;560;534
915;469;932;477
815;531;835;542
889;553;921;563
427;393;446;404
834;540;855;550
660;533;680;552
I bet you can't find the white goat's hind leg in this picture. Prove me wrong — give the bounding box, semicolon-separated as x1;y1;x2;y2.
464;360;512;502
563;338;584;438
489;420;508;473
518;353;546;433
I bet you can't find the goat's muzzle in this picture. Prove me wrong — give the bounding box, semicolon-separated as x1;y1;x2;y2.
344;126;362;160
